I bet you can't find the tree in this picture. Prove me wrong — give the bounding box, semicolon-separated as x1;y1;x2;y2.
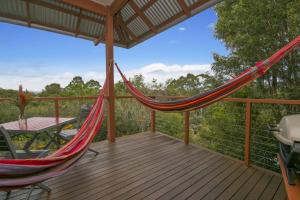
85;80;101;89
213;0;300;97
41;83;62;96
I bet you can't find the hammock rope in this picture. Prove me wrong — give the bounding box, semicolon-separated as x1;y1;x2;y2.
0;79;107;190
116;35;300;112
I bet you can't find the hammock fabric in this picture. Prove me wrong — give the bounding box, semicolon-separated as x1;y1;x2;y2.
0;80;106;190
116;35;300;112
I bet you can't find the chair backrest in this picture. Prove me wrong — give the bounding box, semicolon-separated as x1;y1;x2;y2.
77;104;92;129
0;126;17;159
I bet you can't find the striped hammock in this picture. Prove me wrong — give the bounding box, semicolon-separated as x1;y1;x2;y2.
116;36;300;112
0;81;106;190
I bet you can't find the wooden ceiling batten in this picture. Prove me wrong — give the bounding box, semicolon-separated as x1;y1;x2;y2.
128;0;157;33
0;12;97;40
125;0;156;25
127;0;218;47
22;0;105;24
61;0;108;16
117;14;138;42
25;1;31;27
111;0;129;15
176;0;191;16
75;9;82;37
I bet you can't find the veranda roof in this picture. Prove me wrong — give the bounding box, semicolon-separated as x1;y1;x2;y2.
0;0;220;48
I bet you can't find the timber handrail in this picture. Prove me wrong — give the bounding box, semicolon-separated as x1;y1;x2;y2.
1;95;300;166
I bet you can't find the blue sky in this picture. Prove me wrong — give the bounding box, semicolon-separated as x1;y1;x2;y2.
0;8;227;91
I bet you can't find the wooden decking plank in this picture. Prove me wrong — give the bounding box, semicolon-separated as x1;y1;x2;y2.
187;162;243;200
84;151;215;200
9;136;173;194
158;159;235;200
172;159;236;200
245;173;273;200
259;175;282;200
10;135;179;200
216;167;256;200
2;132;286;200
43;144;203;200
273;181;287;200
231;169;265;200
24;139;190;200
139;157;230;200
122;156;228;200
202;164;248;200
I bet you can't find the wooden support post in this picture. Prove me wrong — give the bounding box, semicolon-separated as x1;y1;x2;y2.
18;85;25;119
244;101;251;166
184;111;190;145
54;100;59;119
105;7;116;143
150;110;155;133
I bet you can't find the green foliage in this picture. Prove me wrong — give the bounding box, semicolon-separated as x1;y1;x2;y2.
214;0;300;97
0;0;299;172
41;83;62;97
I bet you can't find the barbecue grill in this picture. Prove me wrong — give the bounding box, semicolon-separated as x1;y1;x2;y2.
271;114;300;185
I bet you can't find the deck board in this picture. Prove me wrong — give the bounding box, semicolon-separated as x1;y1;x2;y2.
0;132;286;200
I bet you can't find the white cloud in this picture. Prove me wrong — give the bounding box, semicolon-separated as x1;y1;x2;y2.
208;23;215;31
178;27;186;31
0;63;211;92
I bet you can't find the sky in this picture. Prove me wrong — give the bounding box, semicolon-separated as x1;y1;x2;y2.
0;8;227;91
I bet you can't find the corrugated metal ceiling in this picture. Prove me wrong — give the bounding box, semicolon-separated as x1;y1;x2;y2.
0;0;221;48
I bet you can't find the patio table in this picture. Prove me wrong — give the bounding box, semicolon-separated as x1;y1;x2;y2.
0;117;76;151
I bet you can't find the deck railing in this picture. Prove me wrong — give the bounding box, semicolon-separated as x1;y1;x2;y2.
1;95;300;172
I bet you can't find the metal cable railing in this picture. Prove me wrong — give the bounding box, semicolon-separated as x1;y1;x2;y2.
1;96;300;172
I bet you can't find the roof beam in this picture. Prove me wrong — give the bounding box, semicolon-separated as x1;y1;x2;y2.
25;1;31;27
115;14;137;42
114;21;128;45
125;0;156;25
128;0;217;47
75;9;82;37
176;0;191;16
61;0;107;16
110;0;129;16
0;11;96;40
128;0;157;32
23;0;105;24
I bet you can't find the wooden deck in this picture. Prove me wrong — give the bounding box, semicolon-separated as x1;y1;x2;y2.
1;132;286;200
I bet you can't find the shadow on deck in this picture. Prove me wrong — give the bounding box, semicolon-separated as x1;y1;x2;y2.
1;132;286;200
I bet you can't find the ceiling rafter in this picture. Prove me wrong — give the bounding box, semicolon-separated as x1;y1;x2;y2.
125;0;156;25
113;16;125;44
110;0;129;16
176;0;191;16
61;0;107;16
25;1;31;27
22;0;105;24
114;21;128;45
190;0;213;10
116;14;138;42
128;0;215;47
75;9;82;37
0;11;96;40
128;0;157;33
94;36;103;46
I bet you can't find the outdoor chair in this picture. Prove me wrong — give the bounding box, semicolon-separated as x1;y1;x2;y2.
0;126;50;200
59;104;99;155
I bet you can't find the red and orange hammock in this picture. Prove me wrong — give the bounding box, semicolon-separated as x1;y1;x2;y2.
0;36;299;190
0;81;106;190
116;35;300;112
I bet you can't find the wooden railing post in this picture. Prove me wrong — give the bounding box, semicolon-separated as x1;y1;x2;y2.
54;100;60;119
244;100;251;166
184;111;190;145
150;110;155;133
